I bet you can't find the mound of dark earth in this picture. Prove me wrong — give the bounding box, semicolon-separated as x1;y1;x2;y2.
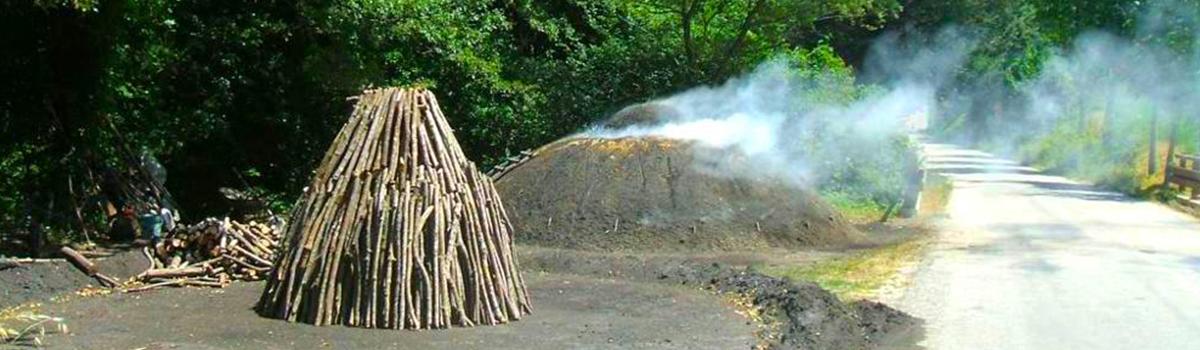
1;250;148;306
718;273;923;350
496;136;862;251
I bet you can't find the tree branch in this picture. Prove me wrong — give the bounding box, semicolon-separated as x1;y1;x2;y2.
718;0;766;77
682;0;700;67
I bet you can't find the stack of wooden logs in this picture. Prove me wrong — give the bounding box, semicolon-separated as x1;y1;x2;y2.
131;217;281;292
257;87;531;329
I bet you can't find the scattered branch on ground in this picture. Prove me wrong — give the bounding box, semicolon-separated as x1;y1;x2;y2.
0;304;68;347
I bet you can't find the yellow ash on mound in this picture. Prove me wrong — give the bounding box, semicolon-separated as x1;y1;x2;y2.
540;136;682;157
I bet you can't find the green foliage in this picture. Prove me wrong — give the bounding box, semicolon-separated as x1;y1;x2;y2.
815;134;918;217
821;190;886;222
1018;103;1200;195
4;0;1192;250
916;0;1200;198
2;0;905;244
778;47;918;218
787;43;864;103
632;0;901;78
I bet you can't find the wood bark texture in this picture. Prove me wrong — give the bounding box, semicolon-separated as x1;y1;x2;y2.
256;87;531;329
132;217;282;291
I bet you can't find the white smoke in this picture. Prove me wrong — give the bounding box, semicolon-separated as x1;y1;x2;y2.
975;5;1200;167
584;2;1200;194
584;29;974;190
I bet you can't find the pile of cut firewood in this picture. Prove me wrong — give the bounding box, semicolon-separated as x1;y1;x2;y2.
130;217;281;292
258;87;531;329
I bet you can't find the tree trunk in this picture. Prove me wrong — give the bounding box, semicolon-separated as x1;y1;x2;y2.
28;210;42;259
1103;92;1115;146
880;196;900;223
25;194;45;258
681;1;697;68
1149;109;1158;175
718;0;765;77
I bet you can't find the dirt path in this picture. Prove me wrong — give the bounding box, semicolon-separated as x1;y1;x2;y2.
898;143;1200;349
39;273;755;349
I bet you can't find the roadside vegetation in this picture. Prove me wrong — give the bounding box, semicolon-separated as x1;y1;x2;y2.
757;175;950;301
918;174;954;217
1012;116;1200;196
755;236;927;301
926;1;1200;198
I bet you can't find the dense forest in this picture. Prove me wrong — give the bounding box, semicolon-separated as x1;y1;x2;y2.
3;0;1199;255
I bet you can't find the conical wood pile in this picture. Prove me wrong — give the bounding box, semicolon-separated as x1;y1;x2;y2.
257;87;531;329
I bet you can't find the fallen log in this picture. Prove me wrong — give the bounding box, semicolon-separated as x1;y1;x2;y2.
138;266;209;280
0;258;59;270
60;247;119;288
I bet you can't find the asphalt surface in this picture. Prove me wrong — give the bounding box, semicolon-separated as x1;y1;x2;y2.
898;143;1200;350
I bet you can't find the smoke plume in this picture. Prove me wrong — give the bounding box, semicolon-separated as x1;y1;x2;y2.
587;1;1199;195
584;29;973;192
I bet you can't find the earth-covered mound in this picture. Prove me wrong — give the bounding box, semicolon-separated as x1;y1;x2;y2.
601;103;681;129
495;136;862;251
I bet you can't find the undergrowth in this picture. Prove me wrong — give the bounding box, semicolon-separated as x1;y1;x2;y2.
918;174;953;216
822;191;887;223
753;236;928;301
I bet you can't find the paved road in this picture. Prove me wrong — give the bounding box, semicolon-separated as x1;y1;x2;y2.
898;142;1200;350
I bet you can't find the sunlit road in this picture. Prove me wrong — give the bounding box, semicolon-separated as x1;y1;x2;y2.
898;142;1200;350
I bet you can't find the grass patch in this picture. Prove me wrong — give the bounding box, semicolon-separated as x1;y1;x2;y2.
821;191;886;223
919;173;953;216
754;236;927;301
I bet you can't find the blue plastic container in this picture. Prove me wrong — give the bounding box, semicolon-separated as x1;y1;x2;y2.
138;213;164;241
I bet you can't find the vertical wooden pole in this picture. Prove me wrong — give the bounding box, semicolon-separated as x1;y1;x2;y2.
1192;157;1200;200
1103;87;1115;146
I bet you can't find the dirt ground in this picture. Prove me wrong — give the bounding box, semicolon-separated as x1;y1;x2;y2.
519;244;924;350
6;224;923;350
0;249;148;307
37;272;756;349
